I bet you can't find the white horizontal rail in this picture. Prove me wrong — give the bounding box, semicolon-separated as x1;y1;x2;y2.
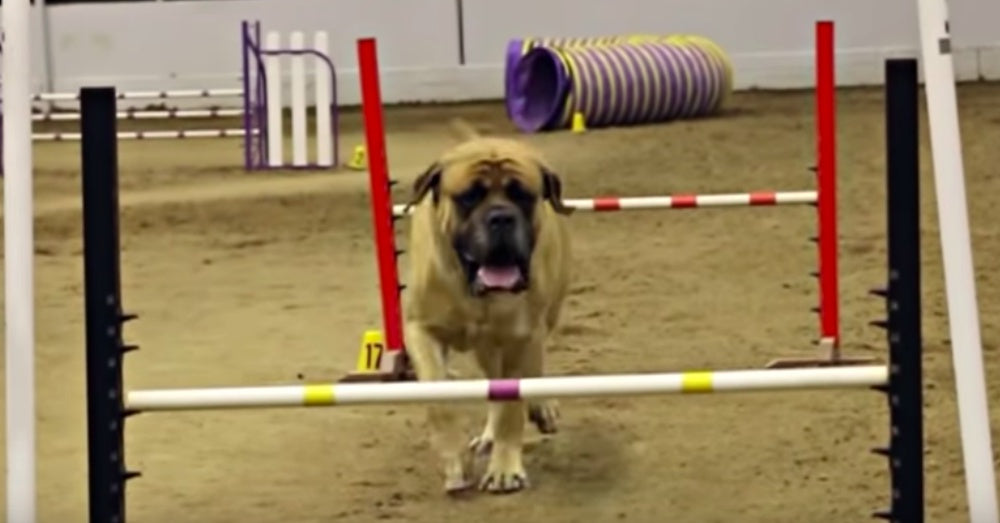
32;129;252;141
30;88;244;102
126;365;888;412
392;190;818;217
32;108;245;122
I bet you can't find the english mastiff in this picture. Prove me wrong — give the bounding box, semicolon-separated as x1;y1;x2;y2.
402;121;573;494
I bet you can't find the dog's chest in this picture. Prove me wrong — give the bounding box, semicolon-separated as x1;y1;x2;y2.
459;299;534;346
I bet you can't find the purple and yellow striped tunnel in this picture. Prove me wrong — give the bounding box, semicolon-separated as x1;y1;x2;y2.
504;35;733;133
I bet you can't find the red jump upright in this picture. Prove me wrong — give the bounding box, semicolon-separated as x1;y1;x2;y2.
816;19;841;349
767;20;876;369
346;37;410;381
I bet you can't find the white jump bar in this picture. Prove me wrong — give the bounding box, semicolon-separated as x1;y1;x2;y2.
32;109;245;122
30;88;244;102
32;129;252;141
126;365;888;412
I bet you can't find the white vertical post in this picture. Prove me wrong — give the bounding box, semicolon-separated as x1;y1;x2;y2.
313;31;333;168
3;0;37;520
265;31;284;168
31;0;55;113
289;31;308;167
914;1;1000;521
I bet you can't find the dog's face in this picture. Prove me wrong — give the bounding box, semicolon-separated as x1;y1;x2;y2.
407;138;572;297
448;159;539;296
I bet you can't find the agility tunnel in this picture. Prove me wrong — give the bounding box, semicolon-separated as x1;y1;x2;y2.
504;34;733;132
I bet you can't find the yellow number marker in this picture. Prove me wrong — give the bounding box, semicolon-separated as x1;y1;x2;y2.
354;329;385;373
346;144;367;170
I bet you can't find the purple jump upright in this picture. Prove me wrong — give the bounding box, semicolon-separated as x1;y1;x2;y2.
505;35;733;133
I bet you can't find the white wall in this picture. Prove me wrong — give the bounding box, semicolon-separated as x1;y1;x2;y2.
36;0;463;106
5;0;1000;107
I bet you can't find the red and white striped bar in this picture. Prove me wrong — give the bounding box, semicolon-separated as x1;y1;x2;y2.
30;88;244;102
32;129;253;141
126;365;887;412
391;190;817;217
32;108;245;122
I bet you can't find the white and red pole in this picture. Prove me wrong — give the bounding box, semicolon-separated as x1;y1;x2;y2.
391;190;817;217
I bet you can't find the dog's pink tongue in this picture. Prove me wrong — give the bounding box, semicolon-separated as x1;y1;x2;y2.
477;266;522;289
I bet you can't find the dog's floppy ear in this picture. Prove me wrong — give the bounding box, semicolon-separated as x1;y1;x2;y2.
404;163;442;212
541;166;574;215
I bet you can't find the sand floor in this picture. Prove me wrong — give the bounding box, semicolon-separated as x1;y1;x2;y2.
3;84;1000;522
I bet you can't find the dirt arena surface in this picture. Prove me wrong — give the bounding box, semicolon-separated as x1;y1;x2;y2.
3;83;1000;522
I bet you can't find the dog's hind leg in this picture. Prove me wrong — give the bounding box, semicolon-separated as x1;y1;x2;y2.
405;324;473;494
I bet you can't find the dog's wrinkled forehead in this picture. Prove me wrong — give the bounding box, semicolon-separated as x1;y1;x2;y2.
438;138;545;195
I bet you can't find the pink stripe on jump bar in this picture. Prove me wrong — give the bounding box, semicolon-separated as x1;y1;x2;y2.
488;379;521;400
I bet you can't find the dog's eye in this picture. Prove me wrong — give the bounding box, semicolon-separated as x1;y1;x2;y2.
506;182;536;207
454;184;486;210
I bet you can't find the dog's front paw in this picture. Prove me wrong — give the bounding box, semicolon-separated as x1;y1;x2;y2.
479;455;529;494
528;399;560;434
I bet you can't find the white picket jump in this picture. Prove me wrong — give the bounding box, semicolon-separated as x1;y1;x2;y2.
265;31;284;168
314;31;333;168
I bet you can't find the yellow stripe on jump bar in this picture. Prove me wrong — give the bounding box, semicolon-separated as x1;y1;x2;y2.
681;371;713;393
303;384;336;406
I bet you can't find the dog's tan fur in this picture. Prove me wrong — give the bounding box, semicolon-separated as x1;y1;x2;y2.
402;121;572;494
